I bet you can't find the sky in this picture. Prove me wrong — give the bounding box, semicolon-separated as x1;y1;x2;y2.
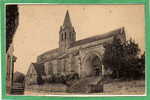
12;4;145;74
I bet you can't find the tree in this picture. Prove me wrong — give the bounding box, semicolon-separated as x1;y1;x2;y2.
103;38;142;79
13;71;25;83
6;5;19;52
137;52;145;77
141;52;145;73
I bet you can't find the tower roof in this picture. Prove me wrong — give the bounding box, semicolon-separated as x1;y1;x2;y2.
63;10;72;27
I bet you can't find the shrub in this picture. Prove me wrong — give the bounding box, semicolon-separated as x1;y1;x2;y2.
44;71;79;84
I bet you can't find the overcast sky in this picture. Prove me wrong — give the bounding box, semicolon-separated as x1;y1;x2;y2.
13;4;145;74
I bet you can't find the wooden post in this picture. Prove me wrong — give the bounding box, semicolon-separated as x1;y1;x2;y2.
10;56;16;94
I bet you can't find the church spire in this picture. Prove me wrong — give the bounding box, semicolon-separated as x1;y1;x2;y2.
63;10;72;27
59;10;76;49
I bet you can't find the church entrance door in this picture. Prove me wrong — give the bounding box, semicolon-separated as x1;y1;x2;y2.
83;53;102;77
91;56;102;76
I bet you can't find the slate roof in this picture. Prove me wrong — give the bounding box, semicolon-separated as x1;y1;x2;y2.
71;27;124;47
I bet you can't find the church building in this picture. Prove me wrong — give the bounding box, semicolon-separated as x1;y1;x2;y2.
25;10;126;86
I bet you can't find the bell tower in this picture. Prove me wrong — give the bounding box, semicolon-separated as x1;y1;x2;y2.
59;10;76;49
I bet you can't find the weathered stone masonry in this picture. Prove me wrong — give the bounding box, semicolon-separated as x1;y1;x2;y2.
25;10;126;86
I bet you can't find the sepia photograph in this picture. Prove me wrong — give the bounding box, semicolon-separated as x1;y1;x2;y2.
6;4;145;96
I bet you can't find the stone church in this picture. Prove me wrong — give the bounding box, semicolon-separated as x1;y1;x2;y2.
25;10;126;86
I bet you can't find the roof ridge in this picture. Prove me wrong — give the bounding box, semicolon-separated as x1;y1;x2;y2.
78;27;124;42
71;27;124;47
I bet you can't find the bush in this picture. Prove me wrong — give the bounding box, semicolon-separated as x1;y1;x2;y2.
42;71;79;84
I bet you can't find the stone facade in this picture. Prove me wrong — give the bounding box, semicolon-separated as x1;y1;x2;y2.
25;10;126;87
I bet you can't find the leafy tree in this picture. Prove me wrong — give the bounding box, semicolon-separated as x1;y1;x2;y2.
141;52;145;72
6;5;19;52
13;71;25;83
137;52;145;77
103;38;143;79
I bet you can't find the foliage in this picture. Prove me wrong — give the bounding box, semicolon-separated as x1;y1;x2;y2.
42;71;79;84
13;71;25;83
103;38;144;79
6;5;19;52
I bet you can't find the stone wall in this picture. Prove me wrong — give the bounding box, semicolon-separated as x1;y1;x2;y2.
40;38;107;78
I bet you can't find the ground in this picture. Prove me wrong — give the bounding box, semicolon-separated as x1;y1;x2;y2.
103;79;145;95
24;79;145;96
